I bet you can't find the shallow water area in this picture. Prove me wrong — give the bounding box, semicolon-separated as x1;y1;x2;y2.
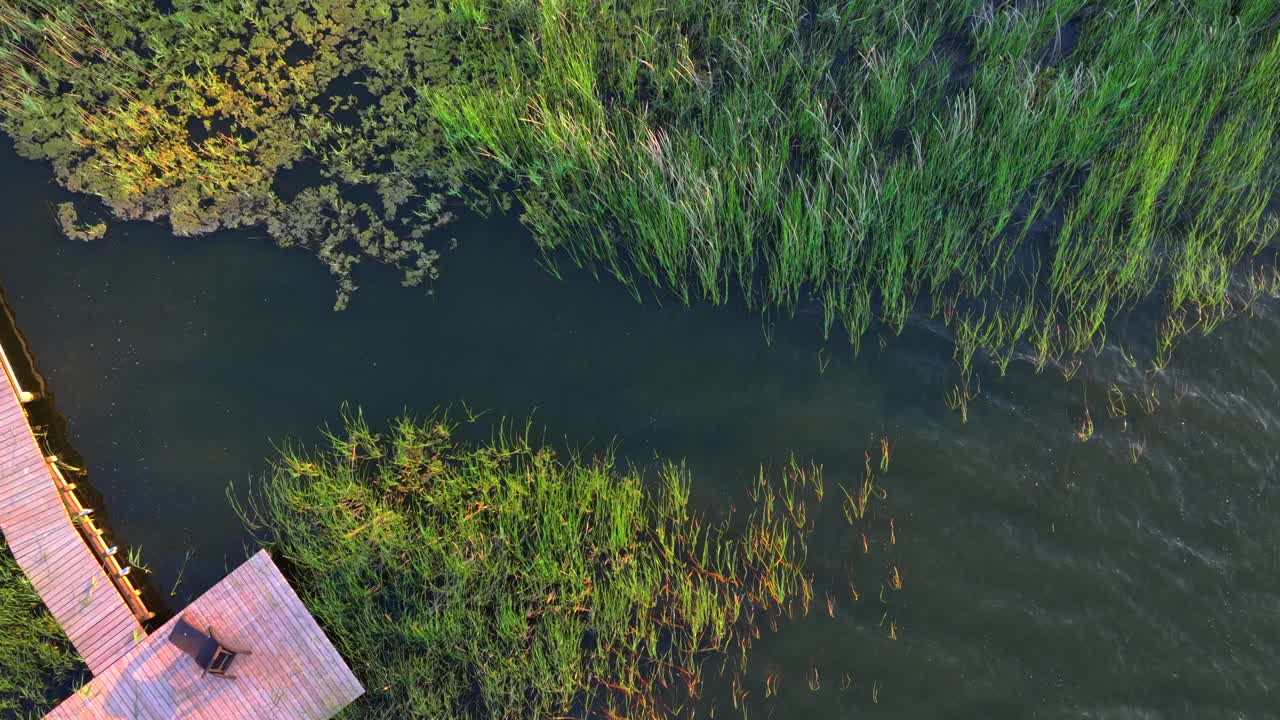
2;140;1278;719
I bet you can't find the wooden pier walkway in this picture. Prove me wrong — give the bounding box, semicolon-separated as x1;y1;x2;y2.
0;328;362;719
0;341;147;674
47;550;365;720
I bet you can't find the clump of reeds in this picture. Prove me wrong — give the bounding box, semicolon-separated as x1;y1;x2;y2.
429;0;1280;373
0;535;86;717
5;0;1278;369
236;411;823;719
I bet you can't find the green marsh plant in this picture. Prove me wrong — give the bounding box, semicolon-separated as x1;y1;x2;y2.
235;411;828;719
0;536;86;717
4;0;1278;370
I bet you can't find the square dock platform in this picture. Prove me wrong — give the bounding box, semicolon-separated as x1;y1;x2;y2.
47;550;364;720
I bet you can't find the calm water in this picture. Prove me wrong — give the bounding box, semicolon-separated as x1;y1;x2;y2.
2;140;1277;719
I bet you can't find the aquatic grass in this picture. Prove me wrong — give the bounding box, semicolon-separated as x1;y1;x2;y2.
3;0;1280;371
235;411;825;719
430;0;1280;374
1075;408;1094;442
0;535;86;718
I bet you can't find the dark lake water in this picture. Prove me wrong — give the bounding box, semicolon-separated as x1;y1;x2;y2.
2;139;1278;719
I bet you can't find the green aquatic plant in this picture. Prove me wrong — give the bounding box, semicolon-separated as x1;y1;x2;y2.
0;535;87;717
431;0;1280;372
236;411;822;719
1;0;461;309
3;0;1279;369
55;201;105;241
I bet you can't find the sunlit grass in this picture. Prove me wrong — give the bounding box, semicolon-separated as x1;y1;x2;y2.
430;0;1280;374
0;535;86;718
4;0;1279;370
235;411;824;718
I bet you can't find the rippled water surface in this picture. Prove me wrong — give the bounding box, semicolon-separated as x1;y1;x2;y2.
2;141;1277;719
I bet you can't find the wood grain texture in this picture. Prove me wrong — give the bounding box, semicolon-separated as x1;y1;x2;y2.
0;358;142;674
47;550;365;720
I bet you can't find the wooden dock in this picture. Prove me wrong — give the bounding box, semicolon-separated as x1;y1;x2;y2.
47;550;365;720
0;341;147;674
0;327;362;719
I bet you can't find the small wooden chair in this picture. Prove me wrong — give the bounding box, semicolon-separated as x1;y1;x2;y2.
168;616;252;679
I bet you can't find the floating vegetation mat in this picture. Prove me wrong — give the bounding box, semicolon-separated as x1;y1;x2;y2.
236;412;907;718
5;0;1278;367
0;535;86;717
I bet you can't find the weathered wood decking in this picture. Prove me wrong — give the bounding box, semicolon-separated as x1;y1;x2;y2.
47;550;365;720
0;342;144;674
0;328;362;719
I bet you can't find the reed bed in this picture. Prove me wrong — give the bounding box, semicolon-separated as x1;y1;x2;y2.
3;0;1279;367
236;412;825;719
430;0;1280;372
0;535;86;718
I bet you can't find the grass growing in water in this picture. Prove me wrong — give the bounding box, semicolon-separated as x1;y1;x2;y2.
429;0;1280;372
3;0;1280;367
0;535;87;717
236;412;822;718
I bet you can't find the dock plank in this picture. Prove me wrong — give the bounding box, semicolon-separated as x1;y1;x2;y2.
0;357;142;675
4;342;360;719
48;550;365;720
